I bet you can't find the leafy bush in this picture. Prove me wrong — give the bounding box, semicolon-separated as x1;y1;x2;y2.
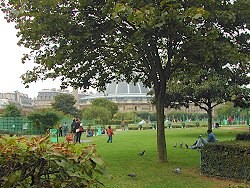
0;134;106;187
28;109;63;134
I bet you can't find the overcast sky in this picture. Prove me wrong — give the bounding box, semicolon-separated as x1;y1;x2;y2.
0;12;62;98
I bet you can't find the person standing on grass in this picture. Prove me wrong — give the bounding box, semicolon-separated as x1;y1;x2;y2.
107;126;114;143
75;118;81;143
62;122;68;136
58;125;63;137
71;118;78;143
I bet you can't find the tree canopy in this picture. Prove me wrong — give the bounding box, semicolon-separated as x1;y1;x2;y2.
1;0;249;162
83;106;112;124
2;103;21;117
91;98;118;118
215;102;240;118
52;93;80;117
232;88;250;109
28;108;62;133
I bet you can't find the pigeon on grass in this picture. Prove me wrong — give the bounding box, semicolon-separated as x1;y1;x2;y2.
180;142;183;148
172;167;181;174
138;150;145;156
128;173;137;178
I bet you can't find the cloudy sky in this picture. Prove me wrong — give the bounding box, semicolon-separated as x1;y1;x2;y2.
0;12;61;98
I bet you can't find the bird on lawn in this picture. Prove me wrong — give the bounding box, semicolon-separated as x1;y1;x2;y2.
180;142;183;148
138;150;145;156
172;167;181;174
185;144;189;149
173;143;177;148
128;173;137;178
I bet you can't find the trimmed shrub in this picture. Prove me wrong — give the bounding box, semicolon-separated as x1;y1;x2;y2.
236;133;250;141
200;141;250;182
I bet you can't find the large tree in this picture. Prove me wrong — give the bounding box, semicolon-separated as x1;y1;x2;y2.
163;0;250;130
1;0;248;162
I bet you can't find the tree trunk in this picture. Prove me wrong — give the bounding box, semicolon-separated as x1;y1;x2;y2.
156;93;167;162
207;106;213;131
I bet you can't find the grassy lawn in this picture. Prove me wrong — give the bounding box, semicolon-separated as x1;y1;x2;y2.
59;126;249;188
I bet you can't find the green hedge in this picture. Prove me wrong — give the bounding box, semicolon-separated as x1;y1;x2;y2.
200;141;250;182
236;133;250;141
165;122;207;128
127;124;153;130
126;122;208;130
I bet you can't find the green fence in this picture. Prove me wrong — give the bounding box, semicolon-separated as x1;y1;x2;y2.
0;117;42;135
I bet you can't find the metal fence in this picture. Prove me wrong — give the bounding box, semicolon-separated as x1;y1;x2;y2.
0;117;97;136
0;117;42;135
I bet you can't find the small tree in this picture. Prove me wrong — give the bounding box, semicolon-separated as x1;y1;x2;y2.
83;106;112;124
28;109;62;133
52;94;80;117
91;98;118;118
2;103;21;117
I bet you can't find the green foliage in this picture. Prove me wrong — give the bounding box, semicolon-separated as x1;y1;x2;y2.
163;0;250;129
166;68;249;130
83;106;112;124
0;134;105;187
1;0;249;162
166;111;208;121
91;98;118;117
135;112;156;121
215;102;240;117
27;109;62;133
113;111;137;121
52;94;80;117
200;141;250;182
232;89;250;109
2;103;21;117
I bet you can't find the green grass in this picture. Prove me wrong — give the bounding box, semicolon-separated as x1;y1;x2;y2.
59;126;250;188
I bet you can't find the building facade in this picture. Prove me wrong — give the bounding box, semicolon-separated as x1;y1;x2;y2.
33;82;206;114
0;91;33;112
79;82;155;112
34;88;87;109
